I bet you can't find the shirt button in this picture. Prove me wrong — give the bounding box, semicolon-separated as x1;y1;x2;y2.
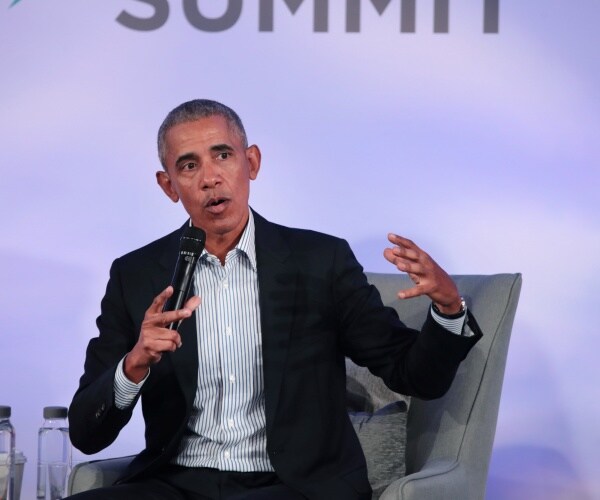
224;450;230;459
229;374;236;384
226;326;232;336
228;419;234;428
223;280;229;289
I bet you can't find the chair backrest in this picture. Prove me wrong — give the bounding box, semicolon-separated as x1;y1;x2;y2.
366;273;522;495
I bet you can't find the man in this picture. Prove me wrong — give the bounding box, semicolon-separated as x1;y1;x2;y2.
68;99;481;499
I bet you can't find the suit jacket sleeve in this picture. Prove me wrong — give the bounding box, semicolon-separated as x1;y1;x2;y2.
332;238;481;399
69;257;140;454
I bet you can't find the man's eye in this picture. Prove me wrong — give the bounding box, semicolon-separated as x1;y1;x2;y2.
181;162;196;170
216;152;231;160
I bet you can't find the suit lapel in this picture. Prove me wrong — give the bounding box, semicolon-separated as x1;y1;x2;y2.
253;211;298;432
156;224;199;408
169;310;199;407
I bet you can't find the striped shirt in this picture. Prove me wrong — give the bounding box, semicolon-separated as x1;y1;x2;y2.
172;212;272;471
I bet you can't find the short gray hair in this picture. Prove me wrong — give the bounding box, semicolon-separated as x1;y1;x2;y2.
157;99;248;168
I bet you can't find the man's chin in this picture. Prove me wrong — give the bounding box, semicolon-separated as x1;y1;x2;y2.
191;207;248;236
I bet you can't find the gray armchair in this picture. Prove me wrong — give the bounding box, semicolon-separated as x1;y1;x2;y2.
68;273;522;499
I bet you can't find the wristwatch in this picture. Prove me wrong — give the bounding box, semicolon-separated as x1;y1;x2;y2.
432;297;467;319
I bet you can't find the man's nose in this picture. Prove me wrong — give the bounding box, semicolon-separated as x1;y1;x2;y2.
201;162;221;188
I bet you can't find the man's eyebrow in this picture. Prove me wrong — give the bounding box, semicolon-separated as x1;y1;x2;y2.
175;152;198;166
210;144;234;153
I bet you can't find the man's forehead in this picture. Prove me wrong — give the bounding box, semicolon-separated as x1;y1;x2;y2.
168;115;229;136
165;116;241;149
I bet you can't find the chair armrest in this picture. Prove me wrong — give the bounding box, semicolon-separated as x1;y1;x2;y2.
379;459;468;500
68;455;135;495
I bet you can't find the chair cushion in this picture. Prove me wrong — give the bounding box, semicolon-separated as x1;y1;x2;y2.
346;359;410;498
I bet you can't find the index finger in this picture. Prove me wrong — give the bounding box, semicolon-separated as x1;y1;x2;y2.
397;284;425;300
147;286;174;314
387;233;421;251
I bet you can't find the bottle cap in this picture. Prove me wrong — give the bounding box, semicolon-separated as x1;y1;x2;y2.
43;406;68;419
0;406;11;418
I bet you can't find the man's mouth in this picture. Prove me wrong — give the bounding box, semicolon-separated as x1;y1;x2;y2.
205;197;229;213
206;198;226;207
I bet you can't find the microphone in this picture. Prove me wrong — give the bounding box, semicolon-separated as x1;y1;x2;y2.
163;225;206;330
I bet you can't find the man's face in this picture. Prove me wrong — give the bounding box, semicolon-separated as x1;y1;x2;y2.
157;116;260;249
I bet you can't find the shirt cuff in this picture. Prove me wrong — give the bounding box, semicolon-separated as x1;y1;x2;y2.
430;305;467;336
113;355;149;409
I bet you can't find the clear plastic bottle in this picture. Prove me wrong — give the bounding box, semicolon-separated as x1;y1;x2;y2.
36;407;71;500
0;405;16;500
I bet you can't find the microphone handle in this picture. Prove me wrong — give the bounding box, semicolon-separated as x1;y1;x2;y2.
163;253;199;330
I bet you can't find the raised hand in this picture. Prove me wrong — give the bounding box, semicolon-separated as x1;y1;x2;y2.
383;233;462;315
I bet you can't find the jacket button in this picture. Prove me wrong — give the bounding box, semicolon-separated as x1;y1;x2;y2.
95;403;106;419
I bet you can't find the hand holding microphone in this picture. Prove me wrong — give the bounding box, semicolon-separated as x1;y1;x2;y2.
124;226;206;382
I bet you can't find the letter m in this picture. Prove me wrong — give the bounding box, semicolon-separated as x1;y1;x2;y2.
259;0;329;32
346;0;450;33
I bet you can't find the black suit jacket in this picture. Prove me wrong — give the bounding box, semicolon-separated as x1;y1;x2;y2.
69;211;481;499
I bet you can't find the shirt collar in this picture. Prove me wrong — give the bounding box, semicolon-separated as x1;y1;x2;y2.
188;210;257;271
235;210;257;271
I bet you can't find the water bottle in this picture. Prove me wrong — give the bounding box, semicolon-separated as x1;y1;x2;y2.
37;407;71;500
0;406;16;500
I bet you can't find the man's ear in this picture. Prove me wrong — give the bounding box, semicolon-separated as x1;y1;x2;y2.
156;170;179;202
246;145;261;180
